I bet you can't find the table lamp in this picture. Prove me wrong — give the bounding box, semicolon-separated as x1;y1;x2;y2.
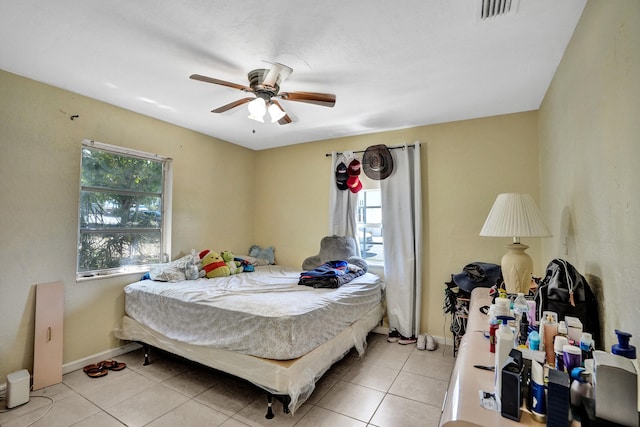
479;193;552;294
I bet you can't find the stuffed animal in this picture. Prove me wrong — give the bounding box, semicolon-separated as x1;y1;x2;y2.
221;250;242;274
199;249;230;278
248;245;275;264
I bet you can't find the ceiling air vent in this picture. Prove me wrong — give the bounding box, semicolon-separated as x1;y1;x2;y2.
477;0;520;21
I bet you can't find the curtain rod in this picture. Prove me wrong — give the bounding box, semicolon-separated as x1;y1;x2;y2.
324;143;419;157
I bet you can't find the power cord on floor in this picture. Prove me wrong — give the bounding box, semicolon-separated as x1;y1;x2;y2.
24;395;55;427
0;390;55;426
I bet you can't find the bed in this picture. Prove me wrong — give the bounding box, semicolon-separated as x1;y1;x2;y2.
113;263;384;417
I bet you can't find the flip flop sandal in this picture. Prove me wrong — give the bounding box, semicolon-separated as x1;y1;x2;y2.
98;360;127;371
83;364;108;378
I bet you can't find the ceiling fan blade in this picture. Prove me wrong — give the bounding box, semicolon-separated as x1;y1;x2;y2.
190;74;253;92
278;91;336;108
262;62;293;88
211;97;254;113
270;100;292;125
278;114;293;125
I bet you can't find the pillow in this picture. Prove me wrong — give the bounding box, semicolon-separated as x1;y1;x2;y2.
302;235;368;272
149;265;185;282
248;245;276;265
147;254;194;282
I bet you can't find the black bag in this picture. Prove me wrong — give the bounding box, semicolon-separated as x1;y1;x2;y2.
534;259;601;347
452;262;502;293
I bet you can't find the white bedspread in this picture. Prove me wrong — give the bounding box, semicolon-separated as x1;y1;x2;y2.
124;265;382;359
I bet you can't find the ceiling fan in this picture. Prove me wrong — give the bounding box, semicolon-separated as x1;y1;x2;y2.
190;62;336;125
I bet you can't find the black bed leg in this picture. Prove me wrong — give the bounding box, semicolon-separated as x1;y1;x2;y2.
265;394;275;419
142;344;150;366
282;398;290;414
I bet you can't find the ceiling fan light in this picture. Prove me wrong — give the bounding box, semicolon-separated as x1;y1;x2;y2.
247;97;266;118
248;114;264;123
268;102;286;123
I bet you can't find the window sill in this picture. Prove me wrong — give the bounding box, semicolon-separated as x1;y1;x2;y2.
76;268;147;283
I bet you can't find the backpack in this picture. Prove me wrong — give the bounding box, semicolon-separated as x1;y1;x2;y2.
534;259;601;347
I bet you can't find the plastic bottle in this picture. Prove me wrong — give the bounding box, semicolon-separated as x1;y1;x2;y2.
541;312;558;366
513;293;528;323
494;315;515;401
554;335;569;371
569;367;593;408
530;360;546;422
528;330;540;351
494;295;510;318
580;332;594;363
611;330;636;359
513;293;529;345
557;320;568;338
489;318;500;353
518;312;529;347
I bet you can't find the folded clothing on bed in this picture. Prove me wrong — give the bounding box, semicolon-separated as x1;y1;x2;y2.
298;260;366;289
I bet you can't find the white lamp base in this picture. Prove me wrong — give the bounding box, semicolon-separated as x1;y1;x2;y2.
501;243;533;294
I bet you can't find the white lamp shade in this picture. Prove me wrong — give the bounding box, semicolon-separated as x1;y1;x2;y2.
247;97;266;122
479;193;551;238
268;102;286;122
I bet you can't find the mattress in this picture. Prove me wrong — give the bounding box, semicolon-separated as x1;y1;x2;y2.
114;302;384;414
123;265;383;359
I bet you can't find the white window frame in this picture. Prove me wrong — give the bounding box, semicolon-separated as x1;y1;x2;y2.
76;140;172;281
357;187;384;268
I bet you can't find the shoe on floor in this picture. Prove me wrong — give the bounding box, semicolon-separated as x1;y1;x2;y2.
426;334;438;351
387;329;401;343
98;359;127;371
417;334;427;350
83;364;108;378
398;335;417;345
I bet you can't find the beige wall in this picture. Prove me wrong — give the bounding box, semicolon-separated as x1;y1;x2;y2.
538;0;640;349
254;111;542;338
0;70;256;380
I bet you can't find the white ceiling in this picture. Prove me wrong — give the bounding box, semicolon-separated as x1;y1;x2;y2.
0;0;586;151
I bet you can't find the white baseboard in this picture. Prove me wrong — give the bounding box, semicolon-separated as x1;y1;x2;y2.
62;342;142;375
0;342;141;394
371;326;448;347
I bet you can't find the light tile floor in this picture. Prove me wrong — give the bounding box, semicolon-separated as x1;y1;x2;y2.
0;333;454;427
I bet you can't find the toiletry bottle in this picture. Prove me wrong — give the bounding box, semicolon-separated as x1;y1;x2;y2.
557;320;568;338
518;312;529;347
554;335;569;371
541;312;558;366
489;318;500;353
528;330;540;351
569;367;593;409
611;329;636;359
495;315;515;400
513;293;528;323
513;292;529;344
495;295;510;318
530;359;546;422
579;332;594;363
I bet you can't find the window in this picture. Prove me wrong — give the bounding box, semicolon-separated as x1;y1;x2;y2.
77;140;172;279
357;188;384;265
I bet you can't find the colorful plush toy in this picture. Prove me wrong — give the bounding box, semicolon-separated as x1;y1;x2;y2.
221;250;242;274
199;250;230;278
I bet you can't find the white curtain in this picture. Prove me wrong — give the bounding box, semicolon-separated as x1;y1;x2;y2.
381;143;422;338
328;151;360;254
